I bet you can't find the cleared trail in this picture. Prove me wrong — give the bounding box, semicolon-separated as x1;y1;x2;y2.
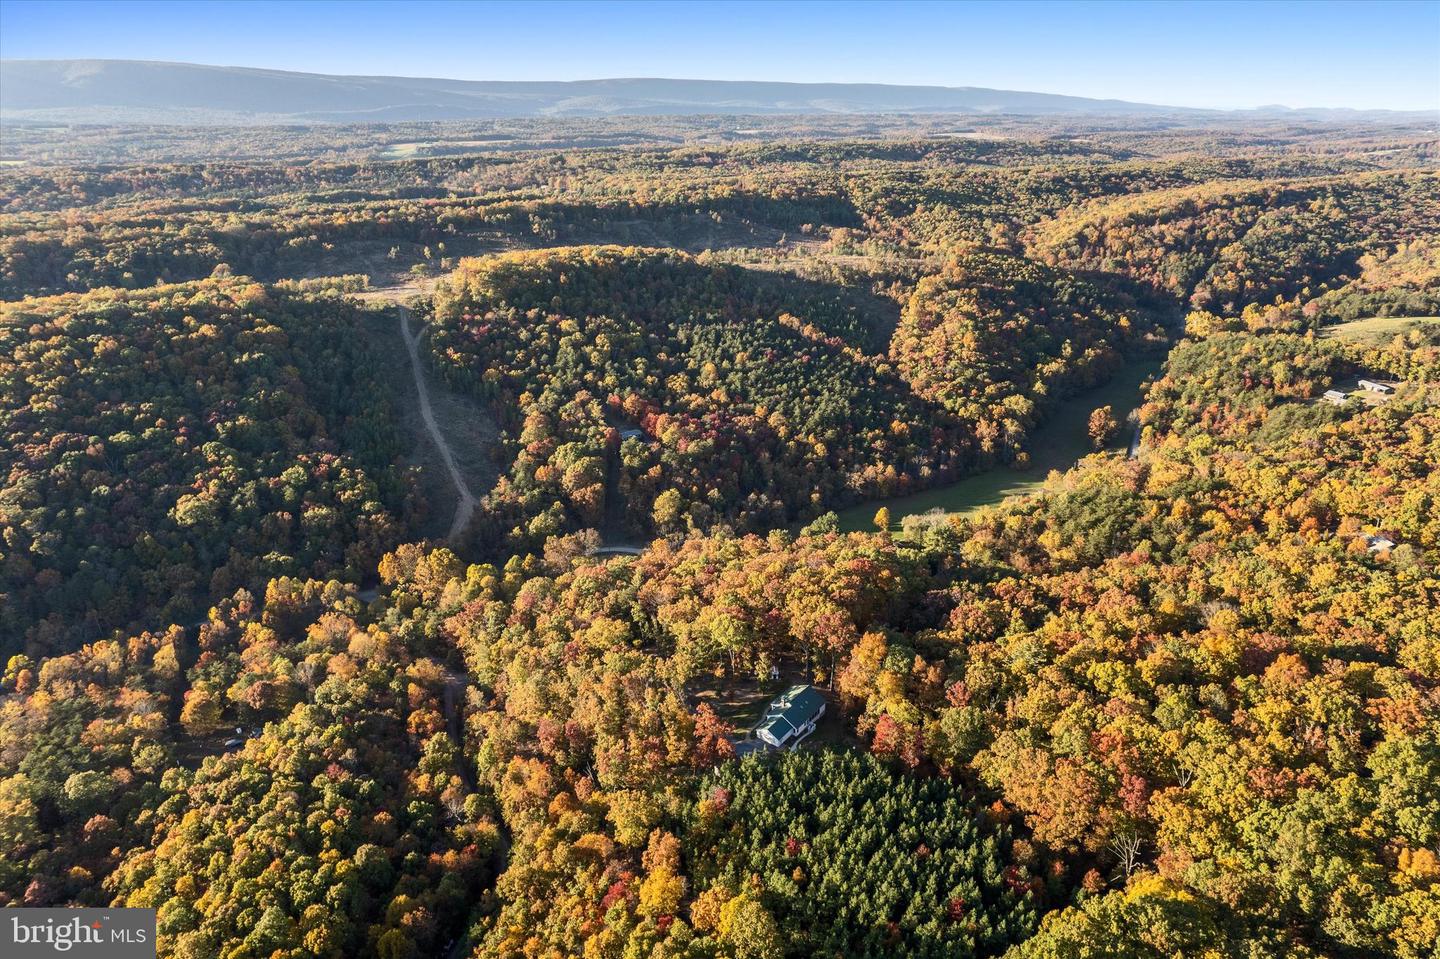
399;306;477;542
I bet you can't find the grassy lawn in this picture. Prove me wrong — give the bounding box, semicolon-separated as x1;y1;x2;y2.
1321;315;1439;345
835;356;1165;532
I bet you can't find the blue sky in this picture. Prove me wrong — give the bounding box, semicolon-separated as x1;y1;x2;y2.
2;0;1437;111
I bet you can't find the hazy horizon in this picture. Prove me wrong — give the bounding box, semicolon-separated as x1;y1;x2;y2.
2;0;1438;112
3;56;1437;117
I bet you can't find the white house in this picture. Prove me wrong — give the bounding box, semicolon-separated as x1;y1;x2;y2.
755;685;826;749
1358;380;1394;394
1322;390;1348;405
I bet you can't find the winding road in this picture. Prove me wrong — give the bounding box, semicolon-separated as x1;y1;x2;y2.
399;306;477;542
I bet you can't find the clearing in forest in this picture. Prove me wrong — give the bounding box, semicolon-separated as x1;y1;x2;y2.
357;289;500;542
834;355;1165;532
1321;314;1439;344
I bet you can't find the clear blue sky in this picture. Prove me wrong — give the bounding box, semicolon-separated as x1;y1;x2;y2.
2;0;1437;111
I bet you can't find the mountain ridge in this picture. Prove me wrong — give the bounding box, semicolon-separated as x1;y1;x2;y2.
0;58;1273;124
5;59;1428;126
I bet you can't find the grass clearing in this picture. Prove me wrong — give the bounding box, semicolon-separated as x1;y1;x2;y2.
1321;315;1439;345
835;356;1165;532
377;137;519;159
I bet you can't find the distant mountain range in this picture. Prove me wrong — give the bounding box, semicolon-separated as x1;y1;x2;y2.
0;59;1425;125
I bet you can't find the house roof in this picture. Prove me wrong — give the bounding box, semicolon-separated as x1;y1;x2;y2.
756;685;825;740
755;714;796;742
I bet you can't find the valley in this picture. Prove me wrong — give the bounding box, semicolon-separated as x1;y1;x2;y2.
834;354;1167;531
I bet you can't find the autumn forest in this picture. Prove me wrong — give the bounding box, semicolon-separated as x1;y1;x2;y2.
1;111;1438;959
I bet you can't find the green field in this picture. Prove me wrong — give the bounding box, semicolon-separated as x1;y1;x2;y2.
1321;314;1440;344
835;357;1164;532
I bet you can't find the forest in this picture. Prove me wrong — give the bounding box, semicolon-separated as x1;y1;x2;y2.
1;115;1437;959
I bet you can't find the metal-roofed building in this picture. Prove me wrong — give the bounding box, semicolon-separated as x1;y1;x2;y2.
1365;534;1397;553
755;684;826;749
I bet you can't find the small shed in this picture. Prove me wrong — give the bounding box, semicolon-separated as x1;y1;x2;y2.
1358;380;1394;394
1322;390;1349;405
755;685;826;749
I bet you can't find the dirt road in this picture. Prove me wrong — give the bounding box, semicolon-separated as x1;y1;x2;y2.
399;306;477;541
